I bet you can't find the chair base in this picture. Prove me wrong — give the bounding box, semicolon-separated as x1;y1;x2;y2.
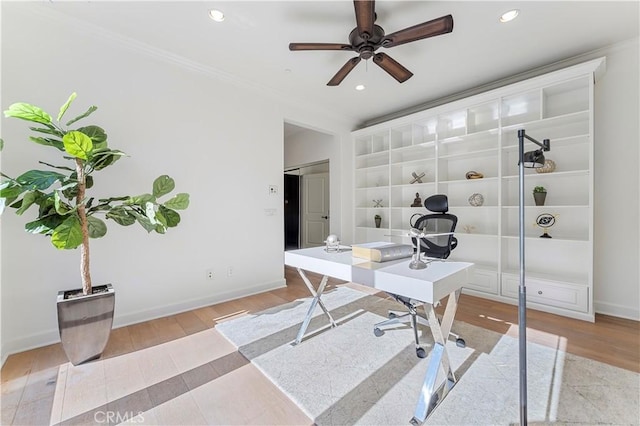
373;308;466;358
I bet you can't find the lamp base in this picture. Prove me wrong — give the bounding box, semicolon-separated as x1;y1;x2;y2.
539;231;552;238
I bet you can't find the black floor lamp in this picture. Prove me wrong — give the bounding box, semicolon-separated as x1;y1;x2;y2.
517;129;550;425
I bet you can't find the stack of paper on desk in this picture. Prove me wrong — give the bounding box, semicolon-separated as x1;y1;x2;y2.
351;242;414;262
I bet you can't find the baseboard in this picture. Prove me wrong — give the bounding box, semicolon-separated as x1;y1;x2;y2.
1;279;286;367
113;279;286;328
594;300;640;321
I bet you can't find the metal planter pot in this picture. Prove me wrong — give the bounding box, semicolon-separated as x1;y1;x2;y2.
57;284;115;365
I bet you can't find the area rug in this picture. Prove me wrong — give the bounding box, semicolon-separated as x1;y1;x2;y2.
216;286;639;425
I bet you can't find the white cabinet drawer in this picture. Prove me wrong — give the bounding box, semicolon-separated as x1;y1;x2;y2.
465;268;498;294
502;274;589;313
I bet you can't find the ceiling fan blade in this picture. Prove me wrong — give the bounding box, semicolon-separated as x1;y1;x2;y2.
382;14;454;48
289;43;354;51
327;57;362;86
354;0;375;40
373;53;413;83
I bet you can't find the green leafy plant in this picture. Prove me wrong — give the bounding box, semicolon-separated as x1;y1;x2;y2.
533;186;547;193
0;93;190;296
374;214;382;219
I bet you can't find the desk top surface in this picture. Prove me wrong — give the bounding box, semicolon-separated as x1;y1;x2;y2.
285;245;474;303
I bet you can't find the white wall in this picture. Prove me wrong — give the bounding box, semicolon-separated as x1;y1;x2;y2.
0;4;352;361
592;39;640;319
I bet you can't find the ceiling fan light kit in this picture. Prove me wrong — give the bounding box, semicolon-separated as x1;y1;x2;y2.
289;0;454;86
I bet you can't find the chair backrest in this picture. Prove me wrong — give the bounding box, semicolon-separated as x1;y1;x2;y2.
410;194;458;259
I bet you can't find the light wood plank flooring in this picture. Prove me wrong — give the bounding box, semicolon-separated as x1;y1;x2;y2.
2;266;638;425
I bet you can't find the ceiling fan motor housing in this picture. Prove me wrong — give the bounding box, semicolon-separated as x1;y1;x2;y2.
348;25;386;59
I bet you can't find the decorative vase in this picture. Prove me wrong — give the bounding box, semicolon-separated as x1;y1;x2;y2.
57;284;115;365
468;193;484;207
374;216;381;228
533;192;547;206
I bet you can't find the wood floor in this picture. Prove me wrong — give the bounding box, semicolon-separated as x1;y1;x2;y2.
2;266;638;425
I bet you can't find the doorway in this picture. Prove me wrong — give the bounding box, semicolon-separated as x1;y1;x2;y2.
284;161;330;250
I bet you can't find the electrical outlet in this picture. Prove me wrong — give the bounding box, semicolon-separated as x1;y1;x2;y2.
268;185;278;195
227;266;233;277
206;269;214;280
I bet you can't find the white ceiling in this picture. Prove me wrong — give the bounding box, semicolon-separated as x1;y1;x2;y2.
29;1;640;127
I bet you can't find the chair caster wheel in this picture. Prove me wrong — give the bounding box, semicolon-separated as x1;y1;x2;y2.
388;312;397;319
416;347;427;358
456;338;466;348
374;328;384;337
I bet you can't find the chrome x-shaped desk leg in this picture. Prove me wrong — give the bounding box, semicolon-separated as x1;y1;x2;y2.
410;289;461;425
294;268;337;345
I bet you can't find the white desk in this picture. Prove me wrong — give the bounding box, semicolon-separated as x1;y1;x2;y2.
284;245;474;425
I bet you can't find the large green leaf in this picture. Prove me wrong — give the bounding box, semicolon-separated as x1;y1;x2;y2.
29;125;65;138
164;193;190;210
89;149;125;171
54;191;74;215
152;175;175;198
57;92;77;122
25;214;65;235
65;105;97;127
87;216;107;238
159;205;181;227
105;206;136;226
0;182;26;199
4;102;52;125
51;215;83;249
131;211;156;233
62;131;93;160
16;170;66;190
76;125;107;149
29;136;65;151
126;193;156;206
15;191;41;215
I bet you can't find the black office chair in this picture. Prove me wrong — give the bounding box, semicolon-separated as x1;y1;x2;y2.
373;194;464;358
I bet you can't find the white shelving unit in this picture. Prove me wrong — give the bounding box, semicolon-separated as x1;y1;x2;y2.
352;57;605;321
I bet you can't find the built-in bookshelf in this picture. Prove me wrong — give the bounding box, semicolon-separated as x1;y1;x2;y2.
352;57;605;321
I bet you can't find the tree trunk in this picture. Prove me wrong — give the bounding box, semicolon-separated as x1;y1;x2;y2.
76;159;92;295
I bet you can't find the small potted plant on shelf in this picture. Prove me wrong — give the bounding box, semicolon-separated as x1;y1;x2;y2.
1;93;190;365
374;214;382;228
533;185;547;206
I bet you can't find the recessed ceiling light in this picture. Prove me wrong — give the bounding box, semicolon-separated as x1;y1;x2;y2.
209;9;225;22
499;9;519;23
355;84;366;91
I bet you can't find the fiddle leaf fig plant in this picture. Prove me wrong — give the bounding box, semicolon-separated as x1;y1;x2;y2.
0;93;190;296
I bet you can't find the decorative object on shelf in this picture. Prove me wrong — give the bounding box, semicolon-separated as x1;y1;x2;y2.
410;171;425;184
374;214;382;228
324;234;341;252
535;213;556;238
411;192;422;207
468;193;484;207
372;199;383;208
533;186;547;206
462;225;476;234
516;128;551;425
465;171;484;179
535;159;556;174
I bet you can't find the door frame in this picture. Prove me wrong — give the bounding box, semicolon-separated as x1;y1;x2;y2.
284;160;330;250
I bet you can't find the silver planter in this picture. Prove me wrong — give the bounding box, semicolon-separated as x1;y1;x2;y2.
57;284;115;365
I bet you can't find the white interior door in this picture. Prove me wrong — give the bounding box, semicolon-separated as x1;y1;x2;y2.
302;172;330;248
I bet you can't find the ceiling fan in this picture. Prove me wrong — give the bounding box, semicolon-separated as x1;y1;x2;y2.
289;0;454;86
